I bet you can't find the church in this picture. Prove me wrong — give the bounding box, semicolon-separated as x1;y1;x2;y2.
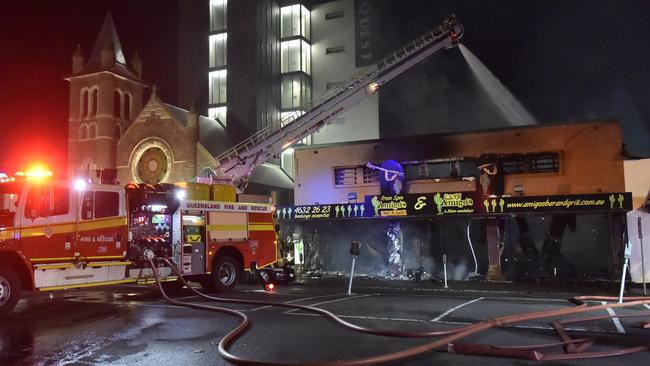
65;14;293;202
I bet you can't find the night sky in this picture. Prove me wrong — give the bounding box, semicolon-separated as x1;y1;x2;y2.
1;0;649;175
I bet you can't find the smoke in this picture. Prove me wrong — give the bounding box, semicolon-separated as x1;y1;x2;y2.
459;44;537;126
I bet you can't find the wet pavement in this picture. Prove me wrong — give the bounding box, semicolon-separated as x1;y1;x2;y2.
2;278;650;365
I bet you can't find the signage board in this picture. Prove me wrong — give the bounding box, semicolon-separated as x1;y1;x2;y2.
277;192;632;220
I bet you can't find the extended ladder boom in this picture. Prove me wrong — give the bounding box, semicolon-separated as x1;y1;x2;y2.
215;15;464;191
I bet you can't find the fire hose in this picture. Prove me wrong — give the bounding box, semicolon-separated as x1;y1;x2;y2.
145;253;650;365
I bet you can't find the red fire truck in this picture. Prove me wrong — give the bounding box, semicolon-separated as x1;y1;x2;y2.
0;174;281;315
1;15;463;315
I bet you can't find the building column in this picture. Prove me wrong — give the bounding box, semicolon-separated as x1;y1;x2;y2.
486;218;504;281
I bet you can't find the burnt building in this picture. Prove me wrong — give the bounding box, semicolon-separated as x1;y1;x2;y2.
278;120;632;282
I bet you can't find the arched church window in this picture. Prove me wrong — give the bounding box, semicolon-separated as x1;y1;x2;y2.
114;90;122;118
91;88;98;116
79;124;88;140
81;89;89;118
124;93;132;120
88;123;97;139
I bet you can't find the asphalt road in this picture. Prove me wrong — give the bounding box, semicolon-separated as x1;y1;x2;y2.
2;280;650;365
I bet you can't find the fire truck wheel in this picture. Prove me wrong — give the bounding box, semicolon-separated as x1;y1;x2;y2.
0;268;21;317
205;256;240;292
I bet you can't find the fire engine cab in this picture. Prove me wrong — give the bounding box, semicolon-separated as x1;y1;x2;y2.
0;174;281;316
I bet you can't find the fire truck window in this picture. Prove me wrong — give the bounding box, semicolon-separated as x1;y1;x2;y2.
51;187;70;216
94;191;119;218
24;187;43;219
81;191;94;220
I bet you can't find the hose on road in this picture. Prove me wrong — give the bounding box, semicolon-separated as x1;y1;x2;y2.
147;256;650;365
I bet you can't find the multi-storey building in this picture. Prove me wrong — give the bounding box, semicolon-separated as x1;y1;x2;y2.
179;0;380;178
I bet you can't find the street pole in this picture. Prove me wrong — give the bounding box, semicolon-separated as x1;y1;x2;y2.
639;217;647;296
443;254;448;289
619;242;631;304
347;256;356;295
348;240;361;296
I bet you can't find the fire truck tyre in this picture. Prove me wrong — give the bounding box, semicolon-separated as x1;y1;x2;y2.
0;268;21;317
208;256;240;292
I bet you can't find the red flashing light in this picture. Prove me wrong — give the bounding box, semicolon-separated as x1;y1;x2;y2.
265;283;275;292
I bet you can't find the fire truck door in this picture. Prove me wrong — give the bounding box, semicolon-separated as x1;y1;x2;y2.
182;212;206;273
20;184;74;261
77;190;125;260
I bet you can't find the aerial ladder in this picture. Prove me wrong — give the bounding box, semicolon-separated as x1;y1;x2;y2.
214;15;464;191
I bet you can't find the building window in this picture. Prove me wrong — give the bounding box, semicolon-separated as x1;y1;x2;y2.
209;0;227;32
281;4;310;40
334;166;380;186
326;46;345;54
124;93;132;120
209;70;227;104
502;152;560;174
114;90;122;118
325;10;344;20
281;73;311;109
91;88;98;117
81;89;89;118
208;106;227;125
281;39;311;74
531;153;560;173
79;124;88;140
209;33;227;68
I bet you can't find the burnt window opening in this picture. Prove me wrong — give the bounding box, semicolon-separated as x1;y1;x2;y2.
334;166;379;186
502;153;560;174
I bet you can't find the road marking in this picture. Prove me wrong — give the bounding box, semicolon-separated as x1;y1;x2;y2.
602;301;626;334
250;293;344;312
286;311;602;333
644;304;650;310
283;293;378;314
431;297;485;322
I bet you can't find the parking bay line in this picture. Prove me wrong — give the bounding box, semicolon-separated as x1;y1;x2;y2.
250;293;346;312
283;293;379;315
285;311;607;333
601;301;626;334
431;297;485;322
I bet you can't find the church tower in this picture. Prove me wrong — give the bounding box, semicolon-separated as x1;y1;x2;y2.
65;13;146;180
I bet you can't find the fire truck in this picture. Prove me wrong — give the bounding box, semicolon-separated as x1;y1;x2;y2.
0;176;281;315
0;15;463;315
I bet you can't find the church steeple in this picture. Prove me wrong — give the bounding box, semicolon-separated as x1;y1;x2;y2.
65;12;146;180
88;13;126;68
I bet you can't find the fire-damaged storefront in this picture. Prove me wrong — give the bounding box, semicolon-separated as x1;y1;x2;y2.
278;192;631;281
277;120;636;281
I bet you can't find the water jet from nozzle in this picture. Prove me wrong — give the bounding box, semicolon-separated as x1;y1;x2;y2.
459;44;537;126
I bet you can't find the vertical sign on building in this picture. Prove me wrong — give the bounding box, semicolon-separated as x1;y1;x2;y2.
355;0;376;67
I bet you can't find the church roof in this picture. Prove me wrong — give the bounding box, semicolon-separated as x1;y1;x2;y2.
164;103;234;157
66;13;141;81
